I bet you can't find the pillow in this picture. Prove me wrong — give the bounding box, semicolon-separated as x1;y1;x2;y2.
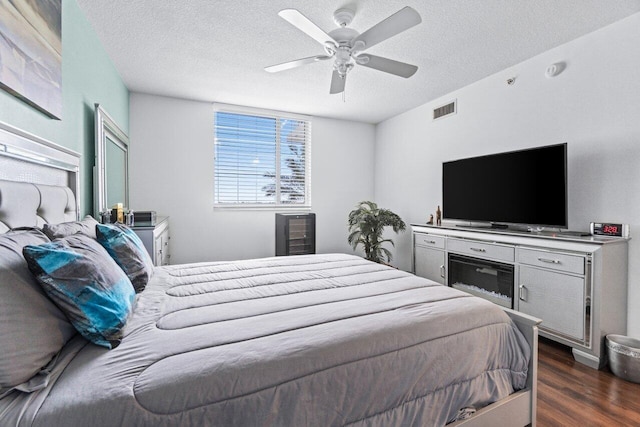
43;215;100;240
96;223;154;293
23;234;135;349
0;229;76;394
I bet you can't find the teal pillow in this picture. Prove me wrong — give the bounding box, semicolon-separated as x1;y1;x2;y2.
96;223;154;293
23;234;135;349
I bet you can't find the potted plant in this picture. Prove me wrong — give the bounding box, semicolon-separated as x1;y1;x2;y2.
348;201;406;264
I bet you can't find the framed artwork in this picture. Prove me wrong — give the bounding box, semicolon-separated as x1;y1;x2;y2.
0;0;62;119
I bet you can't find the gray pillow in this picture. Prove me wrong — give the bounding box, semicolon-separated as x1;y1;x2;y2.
0;229;76;395
43;215;99;240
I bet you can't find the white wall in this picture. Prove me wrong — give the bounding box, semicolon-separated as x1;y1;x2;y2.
129;93;375;264
375;13;640;337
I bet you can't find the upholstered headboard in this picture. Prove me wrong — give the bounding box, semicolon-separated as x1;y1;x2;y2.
0;181;77;232
0;122;81;233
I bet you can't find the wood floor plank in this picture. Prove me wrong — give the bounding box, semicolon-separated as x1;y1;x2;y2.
537;338;640;426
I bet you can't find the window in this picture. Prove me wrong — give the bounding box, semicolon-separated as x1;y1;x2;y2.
214;108;311;208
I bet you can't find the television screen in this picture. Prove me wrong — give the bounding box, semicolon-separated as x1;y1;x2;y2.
442;143;567;228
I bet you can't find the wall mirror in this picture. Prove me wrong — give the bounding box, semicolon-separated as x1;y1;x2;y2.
94;103;129;217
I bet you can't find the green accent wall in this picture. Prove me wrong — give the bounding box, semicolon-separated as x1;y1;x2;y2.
0;0;129;216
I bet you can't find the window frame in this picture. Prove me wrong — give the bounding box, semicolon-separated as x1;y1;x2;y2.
213;104;312;210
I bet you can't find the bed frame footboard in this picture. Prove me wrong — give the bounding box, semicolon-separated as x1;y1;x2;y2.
449;308;541;427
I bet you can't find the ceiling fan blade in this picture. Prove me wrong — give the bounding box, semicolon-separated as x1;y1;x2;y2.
265;55;332;73
358;54;418;78
329;70;346;94
278;9;337;47
352;7;421;51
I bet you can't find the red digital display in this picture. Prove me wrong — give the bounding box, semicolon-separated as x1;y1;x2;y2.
594;223;624;236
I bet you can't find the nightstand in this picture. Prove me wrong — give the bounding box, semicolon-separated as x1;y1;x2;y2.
131;216;170;266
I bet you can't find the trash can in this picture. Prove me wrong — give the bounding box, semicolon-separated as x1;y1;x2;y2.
606;334;640;383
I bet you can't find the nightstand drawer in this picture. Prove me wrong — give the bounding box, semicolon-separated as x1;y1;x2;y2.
414;233;445;249
447;238;514;262
518;248;584;275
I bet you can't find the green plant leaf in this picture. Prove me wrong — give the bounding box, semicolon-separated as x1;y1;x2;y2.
346;201;406;264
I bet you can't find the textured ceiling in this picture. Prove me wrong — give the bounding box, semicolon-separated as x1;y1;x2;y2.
76;1;640;123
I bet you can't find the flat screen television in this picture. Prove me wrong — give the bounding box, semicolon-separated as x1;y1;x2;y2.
442;143;567;228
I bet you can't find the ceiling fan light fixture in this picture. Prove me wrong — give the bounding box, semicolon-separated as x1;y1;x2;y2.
334;61;354;77
336;45;352;61
355;55;370;65
324;41;337;56
351;40;366;55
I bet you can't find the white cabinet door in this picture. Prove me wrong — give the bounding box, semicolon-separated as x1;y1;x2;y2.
154;234;163;266
160;228;170;265
518;265;585;340
414;245;445;285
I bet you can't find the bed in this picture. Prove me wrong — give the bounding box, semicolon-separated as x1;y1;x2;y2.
0;122;540;426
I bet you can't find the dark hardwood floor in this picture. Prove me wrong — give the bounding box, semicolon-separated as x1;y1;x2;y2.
537;337;640;426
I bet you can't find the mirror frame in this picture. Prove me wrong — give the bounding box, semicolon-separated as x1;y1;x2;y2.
94;103;129;217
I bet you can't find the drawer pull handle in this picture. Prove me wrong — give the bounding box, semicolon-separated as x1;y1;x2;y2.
470;247;486;253
440;265;445;278
519;284;527;301
424;239;436;244
538;257;561;264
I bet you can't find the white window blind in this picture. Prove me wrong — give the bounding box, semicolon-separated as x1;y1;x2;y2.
214;109;311;207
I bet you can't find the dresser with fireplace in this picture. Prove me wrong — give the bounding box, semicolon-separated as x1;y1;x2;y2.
411;223;628;369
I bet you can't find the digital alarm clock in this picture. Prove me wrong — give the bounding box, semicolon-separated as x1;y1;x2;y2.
590;222;629;238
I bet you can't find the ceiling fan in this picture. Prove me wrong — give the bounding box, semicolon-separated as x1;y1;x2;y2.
265;6;422;95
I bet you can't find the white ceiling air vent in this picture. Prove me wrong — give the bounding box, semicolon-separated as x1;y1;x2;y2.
433;100;456;120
